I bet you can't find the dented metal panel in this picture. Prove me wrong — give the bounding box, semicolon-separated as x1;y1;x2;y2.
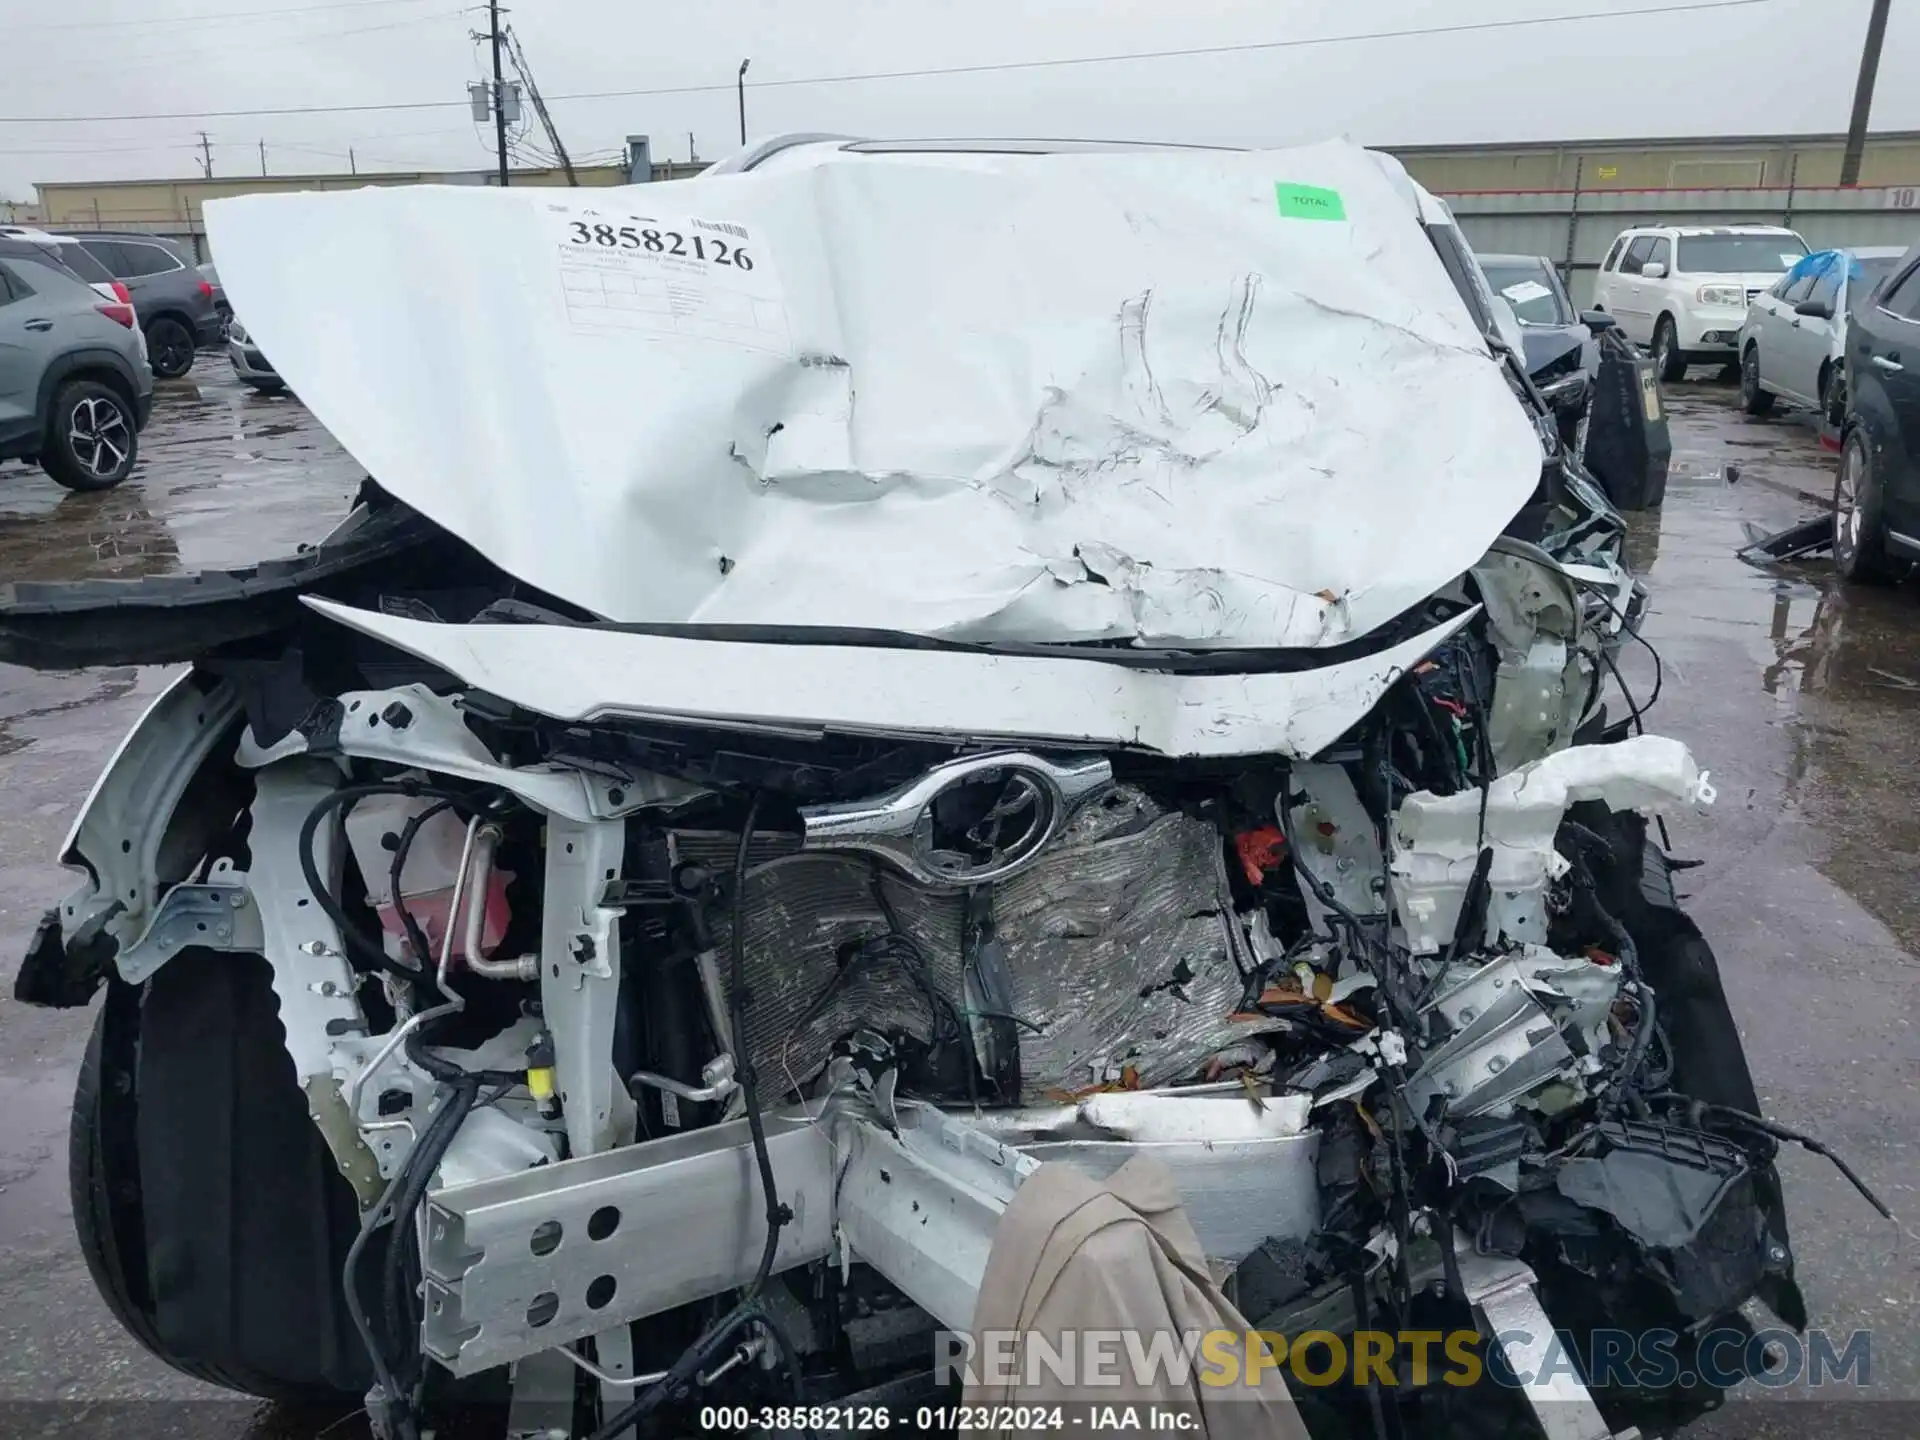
300;598;1479;760
208;139;1539;651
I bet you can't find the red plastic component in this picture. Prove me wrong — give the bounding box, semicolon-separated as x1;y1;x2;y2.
1234;826;1287;885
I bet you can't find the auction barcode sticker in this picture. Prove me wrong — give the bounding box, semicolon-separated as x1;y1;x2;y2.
545;204;792;354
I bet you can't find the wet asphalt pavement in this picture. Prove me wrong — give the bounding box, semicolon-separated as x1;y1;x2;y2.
1;365;1917;1437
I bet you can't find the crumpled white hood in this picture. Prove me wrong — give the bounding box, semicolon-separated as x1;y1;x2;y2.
206;138;1540;650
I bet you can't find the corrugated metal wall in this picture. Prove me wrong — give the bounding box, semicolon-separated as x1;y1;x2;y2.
1441;186;1920;305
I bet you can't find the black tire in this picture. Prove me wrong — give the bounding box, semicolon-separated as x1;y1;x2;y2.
1824;369;1847;430
71;984;300;1397
39;378;137;491
243;378;286;395
1653;316;1688;383
145;315;195;379
1739;345;1775;416
1833;426;1901;585
71;985;169;1373
70;957;370;1401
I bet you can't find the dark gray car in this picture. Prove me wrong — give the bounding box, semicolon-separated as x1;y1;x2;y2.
1833;242;1920;582
68;231;220;381
0;238;154;490
1480;253;1603;443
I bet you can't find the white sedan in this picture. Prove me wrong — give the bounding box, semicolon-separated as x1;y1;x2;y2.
1738;245;1907;423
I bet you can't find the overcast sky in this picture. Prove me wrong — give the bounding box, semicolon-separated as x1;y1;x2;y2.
0;0;1910;201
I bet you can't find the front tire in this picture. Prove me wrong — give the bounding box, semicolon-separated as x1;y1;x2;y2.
70;955;370;1401
145;316;195;379
1654;316;1688;383
1740;345;1775;416
39;379;137;491
1834;426;1901;584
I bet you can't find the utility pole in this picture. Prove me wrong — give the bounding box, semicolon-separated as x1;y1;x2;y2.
737;58;750;146
198;131;213;179
1840;0;1893;187
502;25;575;184
349;147;357;176
259;139;267;177
689;131;696;163
489;0;509;185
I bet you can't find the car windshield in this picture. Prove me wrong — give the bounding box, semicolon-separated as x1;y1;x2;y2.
1482;260;1572;325
1677;234;1806;273
1850;256;1902;311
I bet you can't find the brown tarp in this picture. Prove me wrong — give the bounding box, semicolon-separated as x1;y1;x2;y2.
964;1155;1310;1438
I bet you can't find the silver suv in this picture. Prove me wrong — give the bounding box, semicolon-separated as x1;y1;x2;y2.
68;231;222;381
0;237;154;490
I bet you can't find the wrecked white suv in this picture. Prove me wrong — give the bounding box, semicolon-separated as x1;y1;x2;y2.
7;137;1825;1440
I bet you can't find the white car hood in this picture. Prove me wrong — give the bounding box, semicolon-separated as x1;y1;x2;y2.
205;138;1540;651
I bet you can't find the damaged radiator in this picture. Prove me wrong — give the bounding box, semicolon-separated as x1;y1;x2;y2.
669;833;966;1091
677;789;1259;1100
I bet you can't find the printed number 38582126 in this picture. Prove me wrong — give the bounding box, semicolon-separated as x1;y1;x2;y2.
566;221;754;270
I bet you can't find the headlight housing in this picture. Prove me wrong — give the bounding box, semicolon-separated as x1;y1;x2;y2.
1697;285;1745;307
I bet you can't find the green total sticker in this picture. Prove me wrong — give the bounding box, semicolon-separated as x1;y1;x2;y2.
1276;183;1347;221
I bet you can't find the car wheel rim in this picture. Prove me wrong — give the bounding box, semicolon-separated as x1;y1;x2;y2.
68;396;131;480
1656;328;1671;369
154;326;189;373
1743;351;1757;398
1836;442;1863;557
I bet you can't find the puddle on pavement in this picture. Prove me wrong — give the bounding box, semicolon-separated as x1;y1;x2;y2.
0;366;360;583
1649;378;1920;957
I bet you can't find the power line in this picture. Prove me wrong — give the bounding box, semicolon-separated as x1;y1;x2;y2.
0;0;1774;125
0;124;477;158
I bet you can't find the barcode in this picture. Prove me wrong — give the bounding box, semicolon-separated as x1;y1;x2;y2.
693;219;748;239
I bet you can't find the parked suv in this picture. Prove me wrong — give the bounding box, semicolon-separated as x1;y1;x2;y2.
68;231;221;381
0;237;154;490
1592;224;1808;382
1834;242;1920;583
0;226;150;370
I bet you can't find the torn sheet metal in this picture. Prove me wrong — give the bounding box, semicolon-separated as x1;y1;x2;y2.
964;1094;1323;1260
302;598;1476;760
208;139;1540;650
1737;514;1833;565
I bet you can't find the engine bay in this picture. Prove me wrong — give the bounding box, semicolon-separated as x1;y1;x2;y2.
18;470;1849;1440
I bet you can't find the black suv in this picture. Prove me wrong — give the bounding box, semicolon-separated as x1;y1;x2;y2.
67;231;222;381
1835;242;1920;583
